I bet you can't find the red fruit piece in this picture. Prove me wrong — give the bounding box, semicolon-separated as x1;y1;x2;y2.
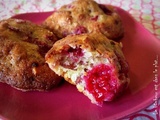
83;64;118;105
73;26;87;35
67;4;74;9
91;15;99;21
60;47;84;69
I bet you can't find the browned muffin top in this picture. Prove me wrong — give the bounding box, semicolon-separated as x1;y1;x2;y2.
43;0;124;40
0;18;62;91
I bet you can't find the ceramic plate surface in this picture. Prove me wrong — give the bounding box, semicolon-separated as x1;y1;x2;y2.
0;6;160;120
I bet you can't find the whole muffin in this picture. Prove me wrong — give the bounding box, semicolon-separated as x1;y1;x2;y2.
0;18;62;91
43;0;124;40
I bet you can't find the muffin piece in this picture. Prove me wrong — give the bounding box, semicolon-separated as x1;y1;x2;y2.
0;18;62;91
43;0;124;40
45;33;129;106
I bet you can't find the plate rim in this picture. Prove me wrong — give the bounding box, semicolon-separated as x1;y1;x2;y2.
1;6;160;120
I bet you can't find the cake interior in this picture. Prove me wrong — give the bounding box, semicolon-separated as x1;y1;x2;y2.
52;46;124;105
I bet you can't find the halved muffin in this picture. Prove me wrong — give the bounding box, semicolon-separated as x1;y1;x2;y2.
45;33;129;106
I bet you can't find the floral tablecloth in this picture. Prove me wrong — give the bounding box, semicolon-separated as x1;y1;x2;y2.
0;0;159;120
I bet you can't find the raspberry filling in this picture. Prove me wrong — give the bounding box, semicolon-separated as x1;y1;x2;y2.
73;26;87;35
60;47;83;69
83;64;118;104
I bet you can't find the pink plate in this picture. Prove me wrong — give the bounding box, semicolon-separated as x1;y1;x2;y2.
0;6;160;120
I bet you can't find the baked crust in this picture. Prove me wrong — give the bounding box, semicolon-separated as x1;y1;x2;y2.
43;0;124;40
45;33;129;105
0;18;62;91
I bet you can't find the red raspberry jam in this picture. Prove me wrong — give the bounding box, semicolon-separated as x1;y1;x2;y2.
83;64;118;104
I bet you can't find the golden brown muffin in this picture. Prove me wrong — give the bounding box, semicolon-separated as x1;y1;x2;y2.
43;0;124;40
0;18;62;91
45;33;129;106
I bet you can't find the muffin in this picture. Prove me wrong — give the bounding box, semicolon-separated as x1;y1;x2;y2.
45;33;129;106
0;18;62;91
43;0;124;40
